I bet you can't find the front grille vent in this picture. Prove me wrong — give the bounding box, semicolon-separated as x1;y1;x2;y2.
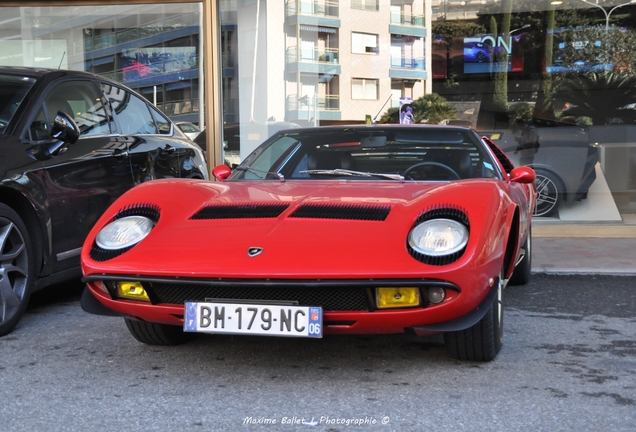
115;203;160;222
191;203;290;219
90;245;134;262
290;203;391;221
150;282;370;311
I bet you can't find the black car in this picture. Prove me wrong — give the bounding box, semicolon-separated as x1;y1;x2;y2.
482;122;598;217
0;66;208;336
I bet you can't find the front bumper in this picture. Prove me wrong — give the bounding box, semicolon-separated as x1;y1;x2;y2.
82;275;497;334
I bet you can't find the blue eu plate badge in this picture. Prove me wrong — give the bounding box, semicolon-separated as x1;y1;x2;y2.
185;302;198;331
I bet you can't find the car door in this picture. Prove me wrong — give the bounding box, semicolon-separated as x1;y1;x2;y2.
33;78;137;273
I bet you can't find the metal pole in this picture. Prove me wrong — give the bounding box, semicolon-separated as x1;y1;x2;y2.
198;4;205;129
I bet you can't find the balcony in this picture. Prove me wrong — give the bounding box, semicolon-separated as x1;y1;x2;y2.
287;94;341;121
287;45;339;63
390;12;425;27
83;13;197;52
389;11;427;38
286;46;342;74
286;0;341;27
389;56;427;79
391;56;425;69
286;0;339;18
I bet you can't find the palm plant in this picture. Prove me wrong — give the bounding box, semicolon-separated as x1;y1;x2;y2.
556;72;636;125
377;93;458;124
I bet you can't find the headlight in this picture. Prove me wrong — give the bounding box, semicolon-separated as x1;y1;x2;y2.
408;218;468;256
95;216;153;250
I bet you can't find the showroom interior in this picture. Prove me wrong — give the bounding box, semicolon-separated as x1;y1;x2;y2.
2;0;636;237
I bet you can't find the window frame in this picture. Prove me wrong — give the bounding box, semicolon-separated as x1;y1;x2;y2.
351;78;379;100
352;31;379;55
351;0;379;12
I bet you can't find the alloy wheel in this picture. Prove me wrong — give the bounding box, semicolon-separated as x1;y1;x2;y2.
0;217;30;327
534;172;561;217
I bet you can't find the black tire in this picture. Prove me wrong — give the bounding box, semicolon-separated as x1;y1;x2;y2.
444;271;504;362
0;203;35;337
124;318;190;345
533;169;564;217
509;226;532;286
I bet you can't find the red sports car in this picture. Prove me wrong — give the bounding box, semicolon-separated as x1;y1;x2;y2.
81;125;537;361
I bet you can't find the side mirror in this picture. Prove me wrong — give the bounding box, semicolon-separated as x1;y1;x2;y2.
25;111;81;161
509;166;536;184
212;164;232;181
51;111;80;145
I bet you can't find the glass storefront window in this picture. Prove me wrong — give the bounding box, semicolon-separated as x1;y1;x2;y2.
3;1;636;228
217;0;636;226
0;4;203;130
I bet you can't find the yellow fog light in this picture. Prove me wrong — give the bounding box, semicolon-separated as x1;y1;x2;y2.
116;281;150;301
376;287;420;309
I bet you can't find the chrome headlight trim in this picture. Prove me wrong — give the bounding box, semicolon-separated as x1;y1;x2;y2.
408;218;469;257
407;206;470;266
95;215;153;250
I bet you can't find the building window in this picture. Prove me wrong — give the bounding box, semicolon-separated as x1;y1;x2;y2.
352;0;379;12
352;78;378;100
352;32;379;54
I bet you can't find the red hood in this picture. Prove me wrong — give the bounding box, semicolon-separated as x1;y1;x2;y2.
82;178;512;279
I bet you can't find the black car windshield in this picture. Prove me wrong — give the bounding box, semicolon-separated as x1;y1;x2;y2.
230;126;503;182
0;74;37;134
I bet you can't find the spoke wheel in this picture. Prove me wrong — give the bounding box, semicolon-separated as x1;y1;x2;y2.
0;204;34;337
533;170;563;217
444;269;504;362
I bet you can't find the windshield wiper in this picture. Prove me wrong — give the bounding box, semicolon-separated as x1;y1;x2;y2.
234;166;285;182
299;169;404;182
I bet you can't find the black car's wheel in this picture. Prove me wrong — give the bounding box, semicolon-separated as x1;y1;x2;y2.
533;169;564;217
0;204;35;337
124;318;190;345
444;270;504;362
509;226;532;286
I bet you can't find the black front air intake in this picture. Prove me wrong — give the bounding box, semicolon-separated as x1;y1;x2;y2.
150;282;370;311
290;203;391;221
191;203;290;219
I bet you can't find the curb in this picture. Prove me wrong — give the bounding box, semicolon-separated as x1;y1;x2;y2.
532;268;636;276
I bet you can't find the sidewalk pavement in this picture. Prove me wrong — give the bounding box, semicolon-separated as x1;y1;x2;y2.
532;236;636;276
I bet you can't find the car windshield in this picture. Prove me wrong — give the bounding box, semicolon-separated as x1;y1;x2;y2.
229;127;503;182
0;73;37;134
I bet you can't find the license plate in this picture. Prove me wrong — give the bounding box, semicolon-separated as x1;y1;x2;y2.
184;302;322;338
